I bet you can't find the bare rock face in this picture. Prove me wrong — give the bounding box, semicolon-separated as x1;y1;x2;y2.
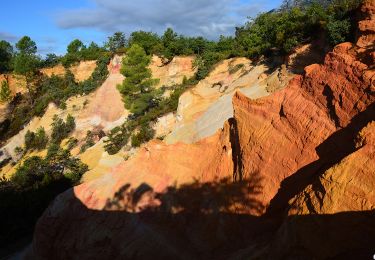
289;122;375;215
150;55;196;88
164;57;273;144
264;122;375;260
357;0;375;48
41;61;97;82
232;40;374;212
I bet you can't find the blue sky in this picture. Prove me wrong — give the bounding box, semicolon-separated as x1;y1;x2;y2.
0;0;282;56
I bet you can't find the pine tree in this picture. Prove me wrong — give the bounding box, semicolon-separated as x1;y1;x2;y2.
0;80;11;102
117;44;158;115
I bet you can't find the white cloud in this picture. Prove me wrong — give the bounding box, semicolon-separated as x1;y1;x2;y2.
0;31;19;42
56;0;268;39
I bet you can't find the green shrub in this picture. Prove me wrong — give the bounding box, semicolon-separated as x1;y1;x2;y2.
80;131;96;153
104;126;130;155
66;137;78;150
327;18;351;45
0;80;11;102
0;40;13;73
24;127;48;151
41;53;61;68
131;125;155;147
51;114;75;144
228;64;245;74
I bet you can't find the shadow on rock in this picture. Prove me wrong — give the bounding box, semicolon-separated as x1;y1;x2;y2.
29;171;375;259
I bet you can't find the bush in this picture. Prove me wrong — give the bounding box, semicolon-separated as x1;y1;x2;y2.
104;126;130;155
41;53;61;68
51;114;76;144
80;131;95;153
0;40;13;73
0;80;11;102
131;125;155;147
24;127;48;151
66;137;78;150
228;63;245;75
327;18;351;45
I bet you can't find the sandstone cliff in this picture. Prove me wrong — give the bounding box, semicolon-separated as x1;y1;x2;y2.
40;60;97;82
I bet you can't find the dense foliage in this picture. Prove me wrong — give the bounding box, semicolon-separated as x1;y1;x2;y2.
0;40;14;73
41;53;61;68
235;0;362;58
50;114;76;144
61;39;107;68
24;127;49;151
105;32;127;53
117;44;159;116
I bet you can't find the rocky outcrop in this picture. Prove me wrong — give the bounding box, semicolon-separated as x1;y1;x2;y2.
164;57;286;144
150;55;196;88
264;121;375;260
40;60;97;82
356;0;375;49
232;40;374;211
288;121;375;216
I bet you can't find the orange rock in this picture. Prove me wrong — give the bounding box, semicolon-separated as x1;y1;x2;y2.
40;60;97;82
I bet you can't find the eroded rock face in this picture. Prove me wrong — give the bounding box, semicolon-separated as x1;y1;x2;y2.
164;57;282;144
357;0;375;48
232;40;374;211
150;55;196;88
264;122;375;260
40;60;97;82
289;122;375;215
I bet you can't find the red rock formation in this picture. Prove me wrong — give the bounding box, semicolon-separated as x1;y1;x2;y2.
232;39;374;211
357;0;375;48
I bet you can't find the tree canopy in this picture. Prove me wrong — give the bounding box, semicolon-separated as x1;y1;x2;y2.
0;40;13;73
15;36;37;55
13;36;40;77
118;44;159;116
67;39;85;54
105;32;127;52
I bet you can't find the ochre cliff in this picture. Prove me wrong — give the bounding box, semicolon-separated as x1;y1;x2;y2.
232;40;374;211
28;1;374;259
40;60;97;82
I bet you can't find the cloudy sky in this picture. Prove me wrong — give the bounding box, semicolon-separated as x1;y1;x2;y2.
0;0;282;55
